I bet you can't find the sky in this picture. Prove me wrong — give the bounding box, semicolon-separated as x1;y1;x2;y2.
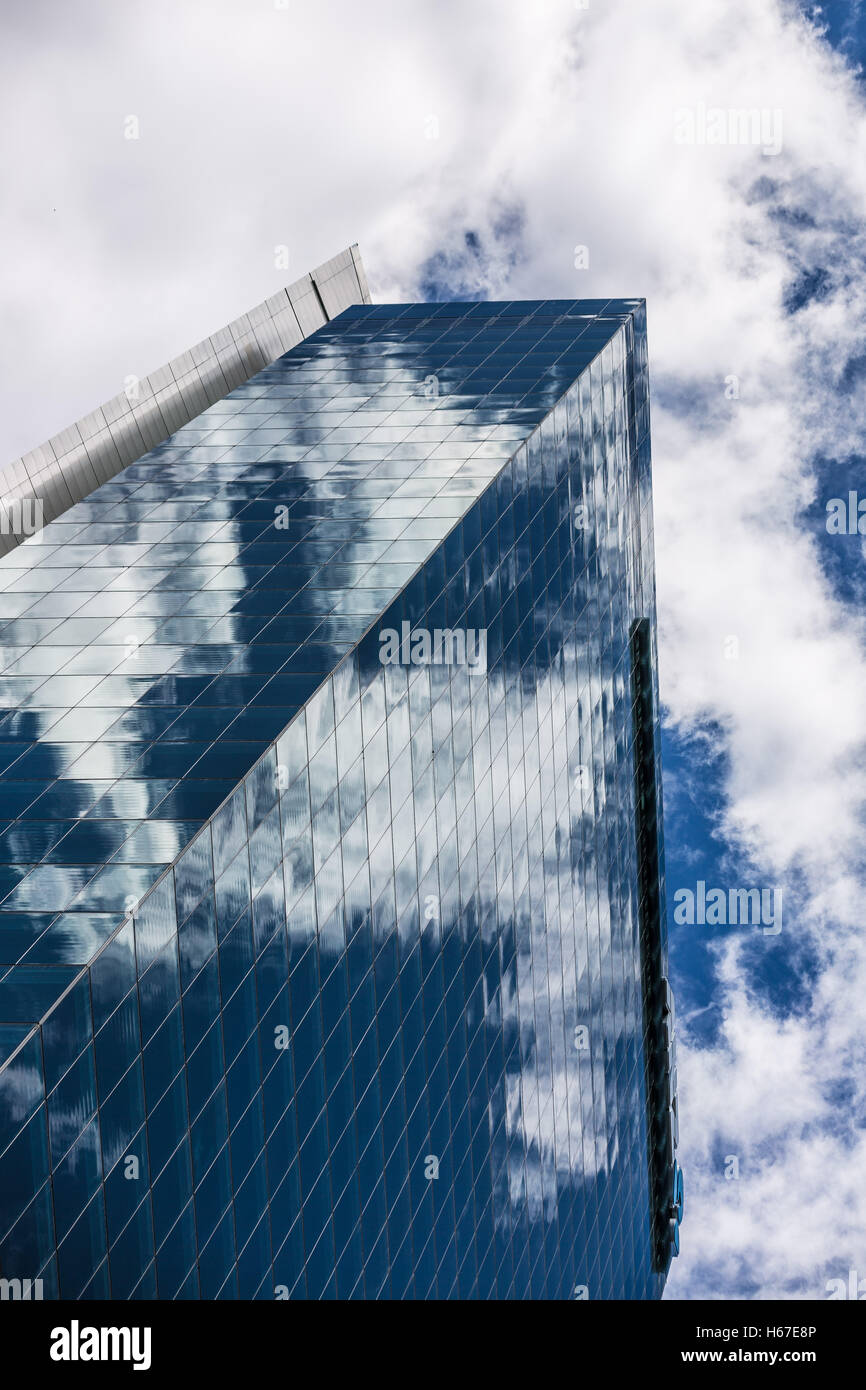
3;0;866;1300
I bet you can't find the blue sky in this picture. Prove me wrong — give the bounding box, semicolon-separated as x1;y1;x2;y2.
659;1;866;1297
802;1;866;68
3;0;866;1300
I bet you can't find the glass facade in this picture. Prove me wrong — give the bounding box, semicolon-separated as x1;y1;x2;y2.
0;298;672;1300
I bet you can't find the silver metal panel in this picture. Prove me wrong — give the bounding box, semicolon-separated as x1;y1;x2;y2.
154;385;189;437
146;362;175;395
208;324;234;354
101;392;134;427
131;401;168;452
269;306;305;351
0;245;372;557
246;299;270;329
350;244;372;304
313;244;367;319
169;348;196;380
78;407;108;442
287;276;327;337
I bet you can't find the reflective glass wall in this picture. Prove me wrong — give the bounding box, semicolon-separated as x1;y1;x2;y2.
0;300;666;1299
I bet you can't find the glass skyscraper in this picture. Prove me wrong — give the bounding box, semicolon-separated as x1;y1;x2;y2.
0;295;680;1301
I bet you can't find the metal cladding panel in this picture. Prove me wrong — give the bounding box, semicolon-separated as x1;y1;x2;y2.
0;247;372;557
